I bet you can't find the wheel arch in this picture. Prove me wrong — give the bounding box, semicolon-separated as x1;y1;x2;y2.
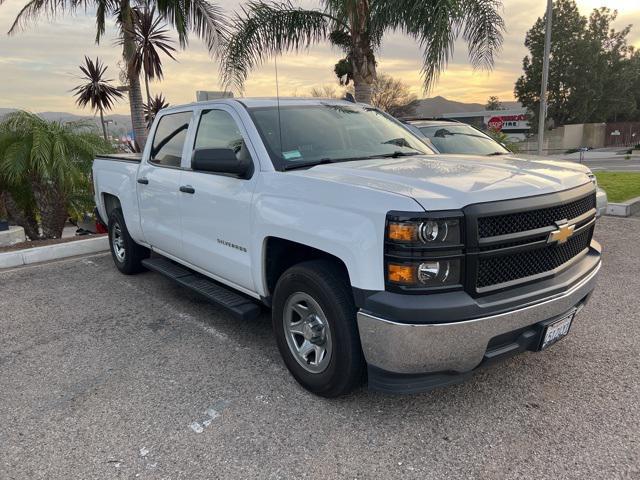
262;237;352;304
102;192;122;219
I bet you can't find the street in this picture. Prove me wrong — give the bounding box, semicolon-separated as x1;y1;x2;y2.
1;216;638;479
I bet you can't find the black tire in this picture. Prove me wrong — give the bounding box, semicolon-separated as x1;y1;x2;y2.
272;259;365;397
108;207;149;275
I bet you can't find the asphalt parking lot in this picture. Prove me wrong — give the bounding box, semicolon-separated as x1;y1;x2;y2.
1;216;639;479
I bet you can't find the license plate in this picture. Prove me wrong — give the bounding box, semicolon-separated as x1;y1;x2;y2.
541;312;575;350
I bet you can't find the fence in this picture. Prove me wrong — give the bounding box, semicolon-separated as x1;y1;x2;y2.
605;122;640;148
515;121;639;154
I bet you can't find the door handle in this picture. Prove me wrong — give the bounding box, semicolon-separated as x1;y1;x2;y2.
137;178;149;185
179;185;195;194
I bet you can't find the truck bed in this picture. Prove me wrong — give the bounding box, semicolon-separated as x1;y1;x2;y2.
97;153;142;163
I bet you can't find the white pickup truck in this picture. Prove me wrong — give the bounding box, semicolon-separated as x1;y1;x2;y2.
93;98;602;397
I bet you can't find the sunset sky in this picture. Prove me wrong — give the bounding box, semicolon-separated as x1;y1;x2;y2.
0;0;638;115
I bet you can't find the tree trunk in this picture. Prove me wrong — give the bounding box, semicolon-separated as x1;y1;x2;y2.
349;0;377;104
99;108;108;141
144;73;152;108
31;181;68;239
121;1;148;152
0;191;40;240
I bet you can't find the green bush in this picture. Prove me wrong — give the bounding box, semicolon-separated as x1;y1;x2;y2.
487;129;520;153
0;111;112;239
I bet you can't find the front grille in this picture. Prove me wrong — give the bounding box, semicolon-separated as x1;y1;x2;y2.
466;186;598;293
476;225;593;289
478;193;596;238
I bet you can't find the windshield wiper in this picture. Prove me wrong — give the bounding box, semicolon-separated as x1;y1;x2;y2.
365;151;423;159
282;158;336;171
382;137;412;148
486;151;508;156
282;151;422;171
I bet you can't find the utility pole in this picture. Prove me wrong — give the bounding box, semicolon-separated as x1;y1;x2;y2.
537;0;553;156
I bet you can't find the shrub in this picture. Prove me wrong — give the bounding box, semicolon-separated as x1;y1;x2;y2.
0;111;111;239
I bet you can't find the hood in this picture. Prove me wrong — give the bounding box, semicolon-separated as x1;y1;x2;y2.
295;154;593;211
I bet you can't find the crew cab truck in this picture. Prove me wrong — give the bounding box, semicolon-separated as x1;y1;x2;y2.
93;98;602;397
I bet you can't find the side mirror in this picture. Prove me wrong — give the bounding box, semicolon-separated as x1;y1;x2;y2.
191;148;252;178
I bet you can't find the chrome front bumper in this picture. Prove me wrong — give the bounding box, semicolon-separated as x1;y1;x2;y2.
357;261;601;375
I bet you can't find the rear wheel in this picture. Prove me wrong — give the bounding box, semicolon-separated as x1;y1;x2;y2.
108;208;149;274
272;260;364;397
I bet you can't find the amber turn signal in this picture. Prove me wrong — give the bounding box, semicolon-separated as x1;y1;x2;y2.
387;222;417;242
387;264;416;284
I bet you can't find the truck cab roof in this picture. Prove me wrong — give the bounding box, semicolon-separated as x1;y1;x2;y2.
160;97;361;114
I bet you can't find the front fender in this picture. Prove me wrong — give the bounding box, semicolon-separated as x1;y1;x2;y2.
250;172;422;295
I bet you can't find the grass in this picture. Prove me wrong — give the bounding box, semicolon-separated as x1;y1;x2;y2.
594;172;640;203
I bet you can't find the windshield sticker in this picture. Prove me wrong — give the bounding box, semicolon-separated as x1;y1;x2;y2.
282;150;302;160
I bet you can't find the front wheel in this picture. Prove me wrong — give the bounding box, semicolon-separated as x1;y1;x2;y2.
272;260;365;397
108;208;149;275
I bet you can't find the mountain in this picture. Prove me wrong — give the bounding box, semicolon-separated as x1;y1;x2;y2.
406;96;522;118
0;108;132;134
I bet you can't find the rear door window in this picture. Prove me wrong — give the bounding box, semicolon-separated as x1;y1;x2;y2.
150;112;192;167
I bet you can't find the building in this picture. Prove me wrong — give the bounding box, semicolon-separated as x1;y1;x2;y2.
436;108;530;141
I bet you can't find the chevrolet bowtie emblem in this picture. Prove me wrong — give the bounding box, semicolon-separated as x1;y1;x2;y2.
548;222;575;244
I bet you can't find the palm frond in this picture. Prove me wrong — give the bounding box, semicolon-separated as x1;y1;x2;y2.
72;56;123;113
144;93;170;127
221;1;338;92
6;0;94;34
371;0;504;91
121;6;177;80
155;0;228;53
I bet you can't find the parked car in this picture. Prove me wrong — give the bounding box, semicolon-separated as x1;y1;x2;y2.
93;99;602;397
405;118;608;217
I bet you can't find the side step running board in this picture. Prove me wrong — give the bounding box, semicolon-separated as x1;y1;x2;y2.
141;257;262;321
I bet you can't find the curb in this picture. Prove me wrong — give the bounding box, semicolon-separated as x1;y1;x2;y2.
606;196;640;217
0;236;109;269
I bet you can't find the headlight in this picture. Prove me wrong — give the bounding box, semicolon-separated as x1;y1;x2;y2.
587;172;597;187
387;259;462;287
385;212;464;291
387;218;461;245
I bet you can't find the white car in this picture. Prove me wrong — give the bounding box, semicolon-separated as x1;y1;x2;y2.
93;99;602;397
404;118;608;217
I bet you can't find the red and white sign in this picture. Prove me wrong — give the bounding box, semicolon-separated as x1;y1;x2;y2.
484;114;529;132
487;116;504;131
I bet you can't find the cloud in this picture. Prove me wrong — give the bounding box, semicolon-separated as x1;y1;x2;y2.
0;0;638;114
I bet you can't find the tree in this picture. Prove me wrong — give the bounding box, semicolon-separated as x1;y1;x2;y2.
0;111;111;239
0;180;39;240
221;0;505;104
514;0;639;129
125;6;177;106
308;85;342;98
4;0;227;151
72;57;124;141
485;96;504;111
370;74;417;117
144;93;170;128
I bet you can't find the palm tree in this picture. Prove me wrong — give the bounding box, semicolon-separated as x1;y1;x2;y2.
0;111;110;239
126;6;177;106
0;180;39;240
144;93;170;127
73;56;123;142
222;0;505;104
4;0;227;151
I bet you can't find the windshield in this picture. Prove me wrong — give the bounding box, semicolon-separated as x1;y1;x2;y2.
249;103;433;170
416;124;510;155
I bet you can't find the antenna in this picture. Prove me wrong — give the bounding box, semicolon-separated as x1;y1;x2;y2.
274;56;284;158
